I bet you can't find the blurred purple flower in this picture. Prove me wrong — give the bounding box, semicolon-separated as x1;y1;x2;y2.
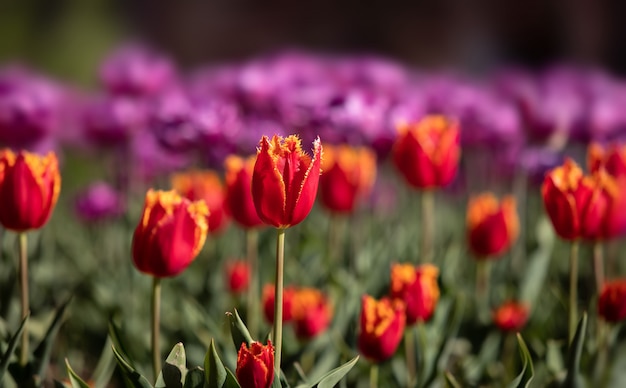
100;45;176;97
147;89;199;152
331;56;410;96
131;130;190;183
74;181;125;222
0;66;63;148
82;96;147;147
195;97;243;166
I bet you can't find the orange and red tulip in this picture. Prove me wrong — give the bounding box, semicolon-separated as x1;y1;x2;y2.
0;150;61;232
224;155;264;229
392;115;460;190
251;135;322;228
358;295;406;363
599;279;626;323
132;189;208;278
493;301;530;332
466;193;519;258
588;143;626;238
236;340;275;388
292;288;332;340
390;263;440;324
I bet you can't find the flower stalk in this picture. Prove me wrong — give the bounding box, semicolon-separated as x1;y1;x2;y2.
273;228;286;372
18;232;29;366
421;190;434;263
246;229;259;338
569;240;579;344
151;276;162;382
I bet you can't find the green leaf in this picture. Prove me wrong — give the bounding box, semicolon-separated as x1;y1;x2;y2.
183;367;205;388
108;318;134;368
560;313;588;388
507;333;535;388
0;314;28;382
90;337;116;388
205;339;227;388
225;367;242;388
316;356;359;388
445;371;463;388
65;358;91;388
520;216;554;305
227;310;254;352
32;296;72;383
111;344;153;388
156;343;187;388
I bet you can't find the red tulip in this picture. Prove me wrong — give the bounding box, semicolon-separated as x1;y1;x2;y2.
225;260;251;294
493;301;530;332
236;340;275;388
171;169;230;234
588;143;626;238
262;284;296;324
132;189;208;277
251;135;322;228
0;150;61;232
319;144;376;214
225;155;264;229
466;193;519;258
390;263;440;324
292;288;332;340
358;295;406;363
599;279;626;323
392;115;460;190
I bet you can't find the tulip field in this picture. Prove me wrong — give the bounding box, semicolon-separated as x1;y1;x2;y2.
3;47;626;388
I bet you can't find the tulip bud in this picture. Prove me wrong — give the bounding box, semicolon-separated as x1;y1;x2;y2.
319;144;376;214
262;284;295;324
0;150;61;232
132;189;208;278
292;288;332;340
252;135;322;228
225;155;264;229
390;263;439;324
493;301;530;332
599;279;626;323
225;260;251;294
236;340;275;388
466;193;519;258
392;115;460;190
171;170;230;234
358;295;406;363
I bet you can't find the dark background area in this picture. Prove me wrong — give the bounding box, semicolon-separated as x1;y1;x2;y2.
1;0;626;84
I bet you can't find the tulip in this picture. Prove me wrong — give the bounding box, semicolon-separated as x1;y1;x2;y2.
132;189;209;278
588;143;626;178
236;341;275;388
493;301;530;332
466;193;519;258
171;170;230;234
319;144;376;214
391;115;460;190
225;155;264;229
225;260;251;294
598;279;626;323
389;263;440;324
251;135;322;228
0;150;61;232
358;295;406;363
262;284;295;324
292;288;332;340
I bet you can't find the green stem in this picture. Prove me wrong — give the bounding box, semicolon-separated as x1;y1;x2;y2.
326;214;346;270
369;363;379;388
151;277;162;382
569;240;579;345
404;327;416;387
421;191;435;263
246;229;259;338
502;332;517;382
593;241;604;296
18;232;28;366
475;259;492;322
273;228;286;372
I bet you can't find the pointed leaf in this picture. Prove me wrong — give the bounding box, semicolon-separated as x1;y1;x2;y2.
108;318;134;368
225;367;242;388
445;371;463;388
0;314;28;382
316;356;359;388
32;297;72;382
156;343;186;388
227;310;254;352
520;217;555;305
65;358;92;388
183;367;205;388
507;333;535;388
111;344;153;388
205;339;227;388
91;337;116;388
560;313;588;388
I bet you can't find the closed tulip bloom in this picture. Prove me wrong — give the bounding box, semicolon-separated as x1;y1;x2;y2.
171;170;230;234
262;284;296;324
493;301;530;332
0;150;61;232
252;135;322;228
466;193;519;258
225;155;264;229
319;144;376;214
358;295;406;363
392;115;460;189
225;260;251;294
292;288;332;340
132;189;208;278
236;340;275;388
390;263;440;324
542;158;618;240
598;279;626;323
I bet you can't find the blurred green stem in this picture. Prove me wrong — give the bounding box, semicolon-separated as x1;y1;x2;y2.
327;214;346;271
151;276;162;382
404;327;416;387
476;259;491;321
421;190;435;263
569;240;579;344
502;332;516;382
18;232;29;366
273;228;286;372
246;229;259;338
369;363;379;388
593;242;604;295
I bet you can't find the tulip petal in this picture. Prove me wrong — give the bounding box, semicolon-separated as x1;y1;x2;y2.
253;136;287;227
288;137;322;226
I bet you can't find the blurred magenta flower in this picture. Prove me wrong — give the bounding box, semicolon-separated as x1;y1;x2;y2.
82;96;146;147
148;89;199;152
131;130;190;183
100;45;176;97
74;181;125;222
